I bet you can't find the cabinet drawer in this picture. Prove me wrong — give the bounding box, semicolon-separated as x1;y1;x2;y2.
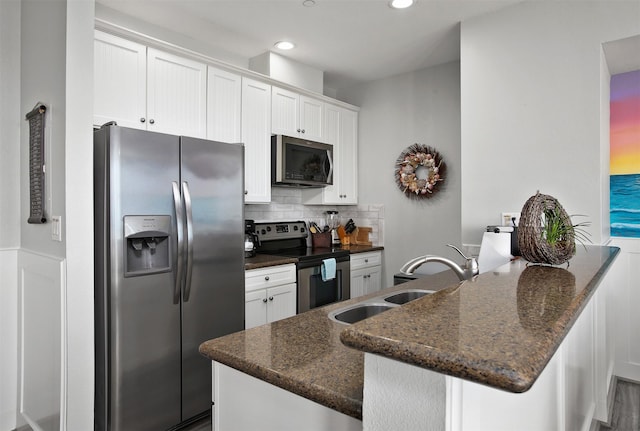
245;264;296;292
350;251;381;270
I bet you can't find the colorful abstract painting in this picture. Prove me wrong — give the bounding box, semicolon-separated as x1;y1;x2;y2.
610;69;640;238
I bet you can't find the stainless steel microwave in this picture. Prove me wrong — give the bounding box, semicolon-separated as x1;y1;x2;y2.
271;135;333;187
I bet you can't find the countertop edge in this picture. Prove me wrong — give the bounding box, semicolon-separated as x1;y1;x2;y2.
198;344;363;419
340;246;621;393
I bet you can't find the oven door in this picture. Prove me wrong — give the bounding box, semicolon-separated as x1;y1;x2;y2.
297;257;350;313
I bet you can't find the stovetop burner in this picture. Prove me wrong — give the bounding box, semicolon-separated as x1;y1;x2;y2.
254;220;349;262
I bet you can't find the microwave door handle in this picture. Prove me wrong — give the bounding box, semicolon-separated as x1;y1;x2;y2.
326;149;333;183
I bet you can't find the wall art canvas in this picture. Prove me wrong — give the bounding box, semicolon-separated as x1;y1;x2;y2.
610;69;640;238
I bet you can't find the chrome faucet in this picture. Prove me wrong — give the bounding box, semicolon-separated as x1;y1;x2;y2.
399;244;479;281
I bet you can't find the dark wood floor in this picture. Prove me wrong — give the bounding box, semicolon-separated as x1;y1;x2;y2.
600;379;640;431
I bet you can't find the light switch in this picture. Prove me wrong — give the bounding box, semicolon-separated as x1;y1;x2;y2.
51;215;62;241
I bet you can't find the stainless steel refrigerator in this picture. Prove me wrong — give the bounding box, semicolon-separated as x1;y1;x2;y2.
94;125;245;430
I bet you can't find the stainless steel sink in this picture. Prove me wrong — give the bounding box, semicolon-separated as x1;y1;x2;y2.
329;303;396;324
328;289;436;325
383;289;434;305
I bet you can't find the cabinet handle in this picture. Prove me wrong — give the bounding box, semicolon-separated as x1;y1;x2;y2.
301;129;305;133
268;296;274;301
262;298;268;303
149;119;155;124
264;276;270;281
140;117;146;123
297;128;301;133
364;259;369;263
244;190;248;195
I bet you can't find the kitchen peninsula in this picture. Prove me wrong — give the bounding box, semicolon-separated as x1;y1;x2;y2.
199;245;620;430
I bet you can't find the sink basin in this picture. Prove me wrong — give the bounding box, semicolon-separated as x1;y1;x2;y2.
383;289;434;305
329;303;395;324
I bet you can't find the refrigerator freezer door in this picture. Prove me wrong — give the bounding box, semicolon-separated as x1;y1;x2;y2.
179;136;245;420
95;126;182;431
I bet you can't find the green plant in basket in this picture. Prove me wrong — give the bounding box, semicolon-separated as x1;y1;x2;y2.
519;191;591;266
542;208;591;249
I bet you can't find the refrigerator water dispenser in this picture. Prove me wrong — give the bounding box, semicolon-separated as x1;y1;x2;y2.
124;215;171;276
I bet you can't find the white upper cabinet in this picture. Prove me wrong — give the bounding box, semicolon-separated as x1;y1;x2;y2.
271;86;324;143
94;31;207;138
94;31;146;129
206;66;241;143
146;48;207;138
302;104;358;205
242;78;272;204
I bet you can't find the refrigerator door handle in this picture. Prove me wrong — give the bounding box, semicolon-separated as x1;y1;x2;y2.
172;181;185;304
182;181;195;302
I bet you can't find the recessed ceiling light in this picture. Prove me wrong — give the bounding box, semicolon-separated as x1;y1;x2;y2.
302;0;316;6
274;41;295;50
390;0;414;9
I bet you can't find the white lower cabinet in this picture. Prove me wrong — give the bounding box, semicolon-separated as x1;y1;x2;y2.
245;264;296;329
212;361;362;431
350;251;382;299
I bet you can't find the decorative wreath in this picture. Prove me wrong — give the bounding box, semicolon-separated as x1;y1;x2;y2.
395;144;446;199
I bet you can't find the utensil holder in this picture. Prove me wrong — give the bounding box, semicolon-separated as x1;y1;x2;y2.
311;231;331;248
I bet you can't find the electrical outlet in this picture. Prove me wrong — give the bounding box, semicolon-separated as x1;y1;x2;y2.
501;212;520;227
51;215;62;241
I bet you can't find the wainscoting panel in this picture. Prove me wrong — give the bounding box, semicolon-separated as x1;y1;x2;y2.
0;249;18;431
610;238;640;382
18;250;66;431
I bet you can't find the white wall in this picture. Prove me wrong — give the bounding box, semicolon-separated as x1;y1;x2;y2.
20;0;67;256
64;1;96;429
339;61;462;286
0;1;95;431
0;1;21;429
460;1;640;247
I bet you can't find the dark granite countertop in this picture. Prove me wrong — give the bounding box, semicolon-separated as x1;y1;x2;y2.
340;244;385;254
244;254;298;270
200;269;458;420
202;245;618;419
243;245;384;270
341;245;620;393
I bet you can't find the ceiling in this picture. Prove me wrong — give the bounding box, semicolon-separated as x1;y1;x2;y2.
96;0;523;91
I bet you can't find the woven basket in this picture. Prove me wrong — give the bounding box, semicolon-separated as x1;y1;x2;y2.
517;192;576;265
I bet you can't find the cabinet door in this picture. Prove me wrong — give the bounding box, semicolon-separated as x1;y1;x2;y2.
207;66;241;143
271;86;299;137
302;105;358;205
350;269;367;299
338;108;358;204
93;30;146;129
147;48;207;138
266;283;297;324
319;104;342;203
363;266;382;296
242;78;272;203
299;96;324;142
245;290;267;330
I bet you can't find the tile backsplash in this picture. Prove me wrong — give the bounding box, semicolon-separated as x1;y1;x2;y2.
245;187;384;246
